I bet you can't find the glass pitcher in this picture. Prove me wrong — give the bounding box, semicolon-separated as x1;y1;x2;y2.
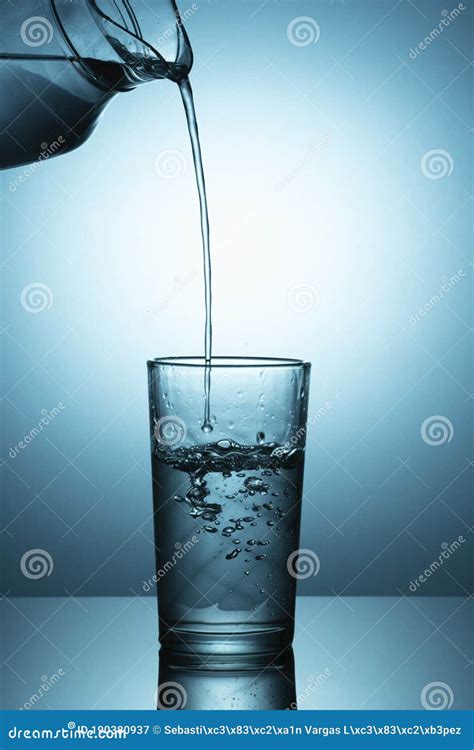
0;0;193;169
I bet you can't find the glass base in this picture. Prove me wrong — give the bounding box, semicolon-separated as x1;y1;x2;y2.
159;622;294;660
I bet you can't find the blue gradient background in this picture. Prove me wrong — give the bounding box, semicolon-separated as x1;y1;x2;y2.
1;0;472;596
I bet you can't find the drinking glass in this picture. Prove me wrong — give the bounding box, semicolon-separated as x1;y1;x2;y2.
147;357;311;658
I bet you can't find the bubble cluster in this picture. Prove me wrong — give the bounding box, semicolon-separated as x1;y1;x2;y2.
158;439;304;571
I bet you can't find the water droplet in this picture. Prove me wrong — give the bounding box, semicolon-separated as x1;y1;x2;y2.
256;554;266;560
267;521;275;526
201;511;217;522
244;571;250;576
242;516;255;522
201;422;213;434
226;548;241;560
233;539;240;545
204;525;217;533
173;495;185;503
256;431;265;445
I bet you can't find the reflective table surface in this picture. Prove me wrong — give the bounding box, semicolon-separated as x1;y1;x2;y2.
1;596;471;710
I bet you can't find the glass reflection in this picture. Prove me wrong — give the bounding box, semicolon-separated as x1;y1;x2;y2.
157;647;296;710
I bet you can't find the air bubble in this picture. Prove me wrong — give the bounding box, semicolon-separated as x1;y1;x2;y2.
244;477;269;493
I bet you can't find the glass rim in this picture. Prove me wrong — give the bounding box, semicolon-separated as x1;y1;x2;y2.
147;356;311;370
